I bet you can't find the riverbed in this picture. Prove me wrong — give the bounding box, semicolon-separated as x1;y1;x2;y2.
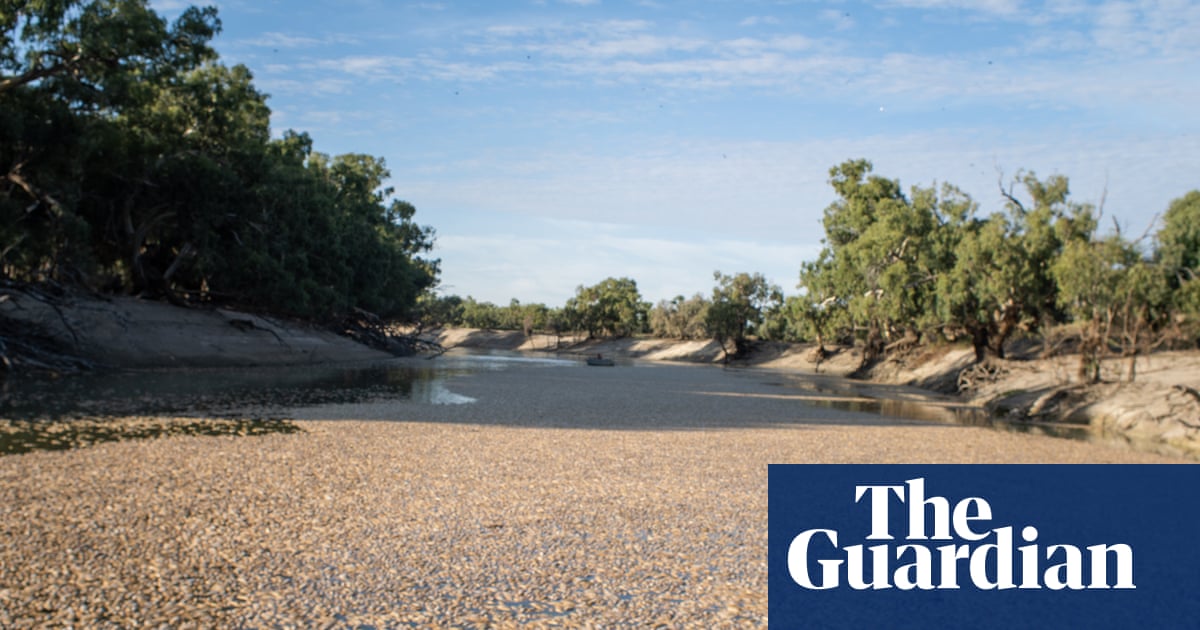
0;351;1192;627
0;349;1169;456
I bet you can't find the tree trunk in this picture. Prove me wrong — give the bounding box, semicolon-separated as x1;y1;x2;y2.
1077;320;1102;384
971;325;990;363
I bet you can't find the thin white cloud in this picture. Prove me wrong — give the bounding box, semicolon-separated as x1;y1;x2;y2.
309;55;415;79
237;32;361;50
244;32;323;49
877;0;1023;15
148;0;195;12
269;6;1191;114
739;15;782;27
1088;0;1200;60
820;9;857;30
720;34;814;56
257;77;354;96
538;33;707;59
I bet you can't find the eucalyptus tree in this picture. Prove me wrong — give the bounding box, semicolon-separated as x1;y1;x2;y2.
937;172;1096;360
649;293;710;340
2;1;439;321
799;160;956;363
1157;191;1200;330
705;270;782;357
564;277;649;338
1;0;220;278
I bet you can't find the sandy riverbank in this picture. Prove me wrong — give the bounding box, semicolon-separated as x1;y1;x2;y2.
1;361;1190;627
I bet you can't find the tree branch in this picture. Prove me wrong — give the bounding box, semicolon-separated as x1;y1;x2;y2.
0;63;66;94
5;167;65;218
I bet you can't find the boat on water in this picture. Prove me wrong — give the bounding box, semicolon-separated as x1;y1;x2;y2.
586;354;615;367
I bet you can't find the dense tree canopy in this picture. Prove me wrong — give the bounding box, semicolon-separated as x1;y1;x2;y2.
798;160;1197;375
1158;191;1200;320
649;293;709;340
563;277;649;338
1;1;437;319
705;270;782;357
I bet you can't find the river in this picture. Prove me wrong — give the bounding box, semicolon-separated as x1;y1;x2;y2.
0;349;1169;457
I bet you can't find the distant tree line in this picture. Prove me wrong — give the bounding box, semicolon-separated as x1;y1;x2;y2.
418;272;789;360
1;1;438;319
421;160;1200;381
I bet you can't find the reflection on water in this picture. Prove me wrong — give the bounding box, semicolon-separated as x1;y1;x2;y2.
0;357;491;422
803;397;1092;440
0;353;500;454
782;376;1191;458
0;349;1183;459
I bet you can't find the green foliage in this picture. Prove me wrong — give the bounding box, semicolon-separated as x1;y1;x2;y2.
1158;191;1200;300
649;293;709;340
797;159;1200;379
800;160;1104;363
1052;235;1173;381
1158;191;1200;274
1;1;437;320
417;295;557;336
937;171;1096;359
772;295;823;344
705;270;782;355
563;277;649;338
1156;190;1200;341
800;160;964;360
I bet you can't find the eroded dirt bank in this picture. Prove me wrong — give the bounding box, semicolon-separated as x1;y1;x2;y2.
1;286;390;369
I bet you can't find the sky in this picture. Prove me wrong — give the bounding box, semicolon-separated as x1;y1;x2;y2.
151;0;1200;306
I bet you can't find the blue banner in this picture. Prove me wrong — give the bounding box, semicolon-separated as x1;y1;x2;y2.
768;465;1200;629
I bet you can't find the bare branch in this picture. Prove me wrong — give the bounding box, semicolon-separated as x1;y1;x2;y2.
1133;213;1161;245
996;169;1025;215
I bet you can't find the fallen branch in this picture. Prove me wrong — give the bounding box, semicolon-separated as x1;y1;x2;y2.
335;310;444;357
1173;385;1200;405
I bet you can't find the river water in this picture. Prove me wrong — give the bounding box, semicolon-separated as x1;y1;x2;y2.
0;349;1164;456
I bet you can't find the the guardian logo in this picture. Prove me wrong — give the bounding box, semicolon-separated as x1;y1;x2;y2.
787;478;1135;591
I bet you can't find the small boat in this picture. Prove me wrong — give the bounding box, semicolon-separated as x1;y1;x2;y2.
586;354;615;367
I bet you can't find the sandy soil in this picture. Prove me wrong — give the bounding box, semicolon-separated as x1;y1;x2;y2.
0;360;1190;628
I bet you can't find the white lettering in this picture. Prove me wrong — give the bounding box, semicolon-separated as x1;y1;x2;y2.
894;544;934;590
788;529;842;589
906;478;952;540
968;526;1015;589
952;496;992;541
1087;543;1135;589
784;479;1136;592
1044;544;1085;590
855;484;905;540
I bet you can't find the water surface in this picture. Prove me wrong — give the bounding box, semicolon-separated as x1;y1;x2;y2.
0;349;1176;458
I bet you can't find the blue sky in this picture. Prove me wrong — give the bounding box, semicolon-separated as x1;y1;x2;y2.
152;0;1199;306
